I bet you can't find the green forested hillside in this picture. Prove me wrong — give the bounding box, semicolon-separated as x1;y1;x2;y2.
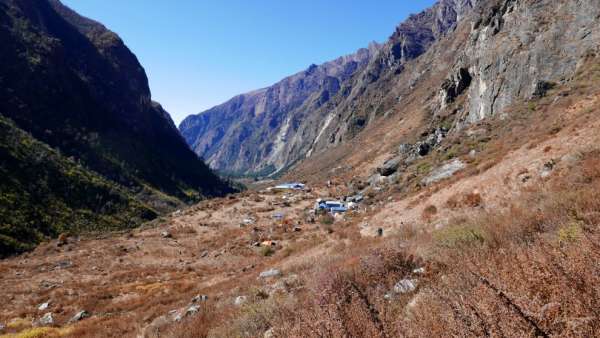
0;0;233;256
0;116;157;256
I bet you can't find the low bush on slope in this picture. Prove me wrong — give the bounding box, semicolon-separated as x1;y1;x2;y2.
274;150;600;337
0;116;156;257
171;150;600;338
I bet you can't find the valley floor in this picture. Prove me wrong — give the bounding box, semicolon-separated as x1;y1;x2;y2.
1;89;600;337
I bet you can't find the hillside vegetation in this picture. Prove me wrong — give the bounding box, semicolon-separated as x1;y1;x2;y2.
0;0;232;256
0;116;156;256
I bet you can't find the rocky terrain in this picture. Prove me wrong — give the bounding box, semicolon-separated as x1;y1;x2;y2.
2;0;600;337
180;0;480;177
0;0;232;256
179;43;381;177
1;72;600;335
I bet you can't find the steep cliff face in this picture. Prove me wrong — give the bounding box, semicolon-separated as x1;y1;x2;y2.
288;0;600;183
0;0;231;198
458;0;600;123
0;0;232;256
180;0;479;177
182;0;600;180
179;44;381;176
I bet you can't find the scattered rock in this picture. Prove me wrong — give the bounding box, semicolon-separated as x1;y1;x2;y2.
69;310;90;323
259;269;282;278
241;218;255;226
540;160;556;178
532;80;556;98
368;173;384;187
261;240;277;247
55;260;72;269
417;143;431;157
38;301;50;311
40;280;55;289
378;156;404;176
264;328;275;338
186;305;201;316
413;267;426;274
293;226;302;232
37;312;54;326
192;295;209;303
422;159;465;185
234;295;247;306
398;143;411;154
394;279;418;294
200;250;209;258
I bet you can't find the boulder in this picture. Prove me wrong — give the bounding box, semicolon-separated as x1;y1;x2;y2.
398;143;411;154
264;328;275;338
417;143;431;156
377;156;404;176
38;301;50;311
192;295;208;303
186;305;200;316
37;312;54;326
161;231;172;239
69;310;90;323
234;295;247;306
394;279;418;294
532;80;556;98
540;160;556;178
422;159;465;185
368;173;384;187
259;268;282;278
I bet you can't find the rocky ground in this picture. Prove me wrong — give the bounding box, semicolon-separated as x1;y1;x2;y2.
2;54;600;338
1;86;600;337
0;184;375;337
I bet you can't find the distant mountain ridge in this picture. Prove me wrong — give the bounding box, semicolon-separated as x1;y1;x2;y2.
179;0;479;177
0;0;232;256
179;43;381;177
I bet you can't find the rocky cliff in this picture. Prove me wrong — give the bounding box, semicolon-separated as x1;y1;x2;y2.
180;0;479;177
182;0;600;182
179;43;381;176
0;0;233;256
286;0;600;185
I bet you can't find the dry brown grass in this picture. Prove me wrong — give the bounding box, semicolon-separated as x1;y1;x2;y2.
267;150;600;337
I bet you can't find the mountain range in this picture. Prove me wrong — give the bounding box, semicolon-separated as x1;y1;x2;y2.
0;0;233;256
180;0;600;183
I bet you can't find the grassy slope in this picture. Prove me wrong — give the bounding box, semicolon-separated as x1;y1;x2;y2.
167;52;600;338
0;116;157;256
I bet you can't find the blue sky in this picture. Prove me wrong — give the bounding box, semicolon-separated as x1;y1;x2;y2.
62;0;436;124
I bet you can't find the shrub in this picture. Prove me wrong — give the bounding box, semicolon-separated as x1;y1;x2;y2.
434;224;486;248
462;192;482;207
558;222;582;244
259;246;275;257
421;205;438;221
319;214;335;225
